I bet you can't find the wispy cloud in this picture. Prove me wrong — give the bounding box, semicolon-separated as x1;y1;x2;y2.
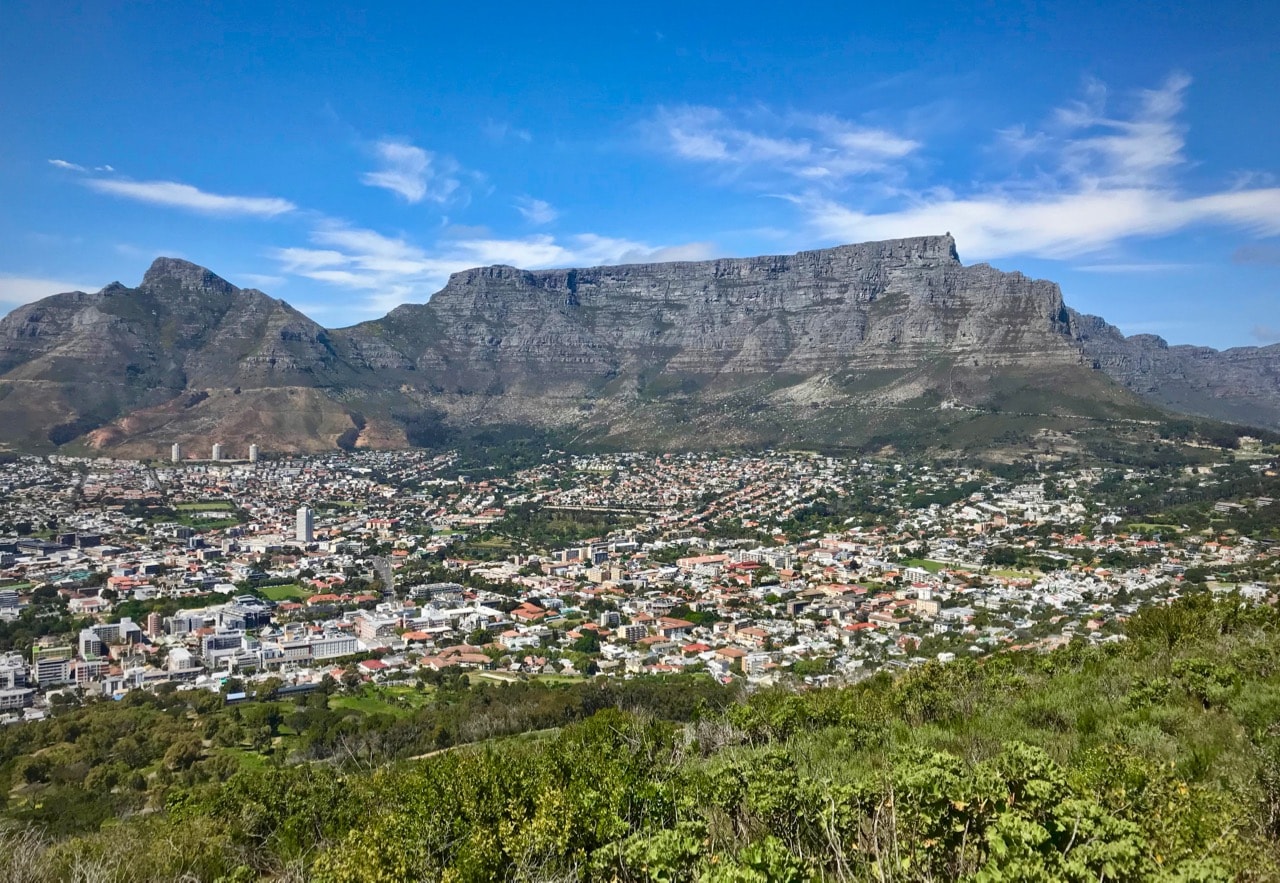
803;187;1280;259
654;105;919;184
482;119;532;143
1253;325;1280;344
83;178;296;217
360;139;461;204
514;196;558;225
1048;72;1191;188
114;243;185;260
659;74;1280;262
273;222;716;317
0;275;101;309
48;158;86;172
237;273;286;291
1074;262;1199;273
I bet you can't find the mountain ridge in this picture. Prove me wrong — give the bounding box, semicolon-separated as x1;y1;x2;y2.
0;235;1275;457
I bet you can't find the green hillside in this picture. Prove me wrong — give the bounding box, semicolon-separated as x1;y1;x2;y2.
4;594;1280;880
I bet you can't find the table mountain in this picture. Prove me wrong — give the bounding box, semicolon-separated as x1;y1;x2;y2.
0;236;1274;457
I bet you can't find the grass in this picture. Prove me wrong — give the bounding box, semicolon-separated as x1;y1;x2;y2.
1123;522;1182;533
330;694;412;717
330;686;432;717
901;558;947;573
258;584;312;602
991;568;1038;579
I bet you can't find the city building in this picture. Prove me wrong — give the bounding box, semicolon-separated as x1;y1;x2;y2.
31;646;74;685
0;653;28;689
296;506;314;543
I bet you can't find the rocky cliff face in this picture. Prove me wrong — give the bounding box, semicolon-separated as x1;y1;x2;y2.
367;235;1081;385
0;239;1274;456
346;235;1131;445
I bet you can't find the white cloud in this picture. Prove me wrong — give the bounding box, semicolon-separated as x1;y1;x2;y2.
360;139;461;204
0;275;101;309
83;178;295;217
48;159;86;172
273;222;716;317
804;187;1280;260
776;74;1280;260
514;196;558;225
655;105;919;184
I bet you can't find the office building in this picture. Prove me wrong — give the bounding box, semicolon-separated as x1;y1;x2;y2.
31;646;73;685
296;506;314;543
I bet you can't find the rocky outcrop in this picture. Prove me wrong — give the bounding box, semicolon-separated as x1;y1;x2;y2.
1071;311;1280;429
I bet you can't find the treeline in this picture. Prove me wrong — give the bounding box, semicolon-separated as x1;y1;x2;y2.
6;595;1280;879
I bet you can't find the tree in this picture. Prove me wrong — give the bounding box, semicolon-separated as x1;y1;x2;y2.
163;736;203;771
255;677;284;701
571;631;601;653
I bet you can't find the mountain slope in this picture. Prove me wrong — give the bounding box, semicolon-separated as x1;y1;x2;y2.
343;235;1160;450
1071;310;1280;429
0;238;1274;457
0;259;398;453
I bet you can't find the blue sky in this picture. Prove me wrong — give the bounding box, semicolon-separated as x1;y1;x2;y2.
1;0;1278;348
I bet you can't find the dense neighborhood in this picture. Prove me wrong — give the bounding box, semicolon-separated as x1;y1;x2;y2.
2;441;1277;723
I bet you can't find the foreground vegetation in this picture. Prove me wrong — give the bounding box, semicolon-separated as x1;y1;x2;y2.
6;594;1280;880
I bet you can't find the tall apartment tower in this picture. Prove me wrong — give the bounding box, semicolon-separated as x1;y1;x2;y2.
211;443;223;461
248;444;259;463
296;506;314;543
171;443;181;463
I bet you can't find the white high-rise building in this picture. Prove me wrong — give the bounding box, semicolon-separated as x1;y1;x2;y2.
171;443;181;463
211;443;223;461
296;506;314;543
248;444;259;463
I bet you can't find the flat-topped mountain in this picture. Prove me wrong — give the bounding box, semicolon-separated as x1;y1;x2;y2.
0;236;1274;457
